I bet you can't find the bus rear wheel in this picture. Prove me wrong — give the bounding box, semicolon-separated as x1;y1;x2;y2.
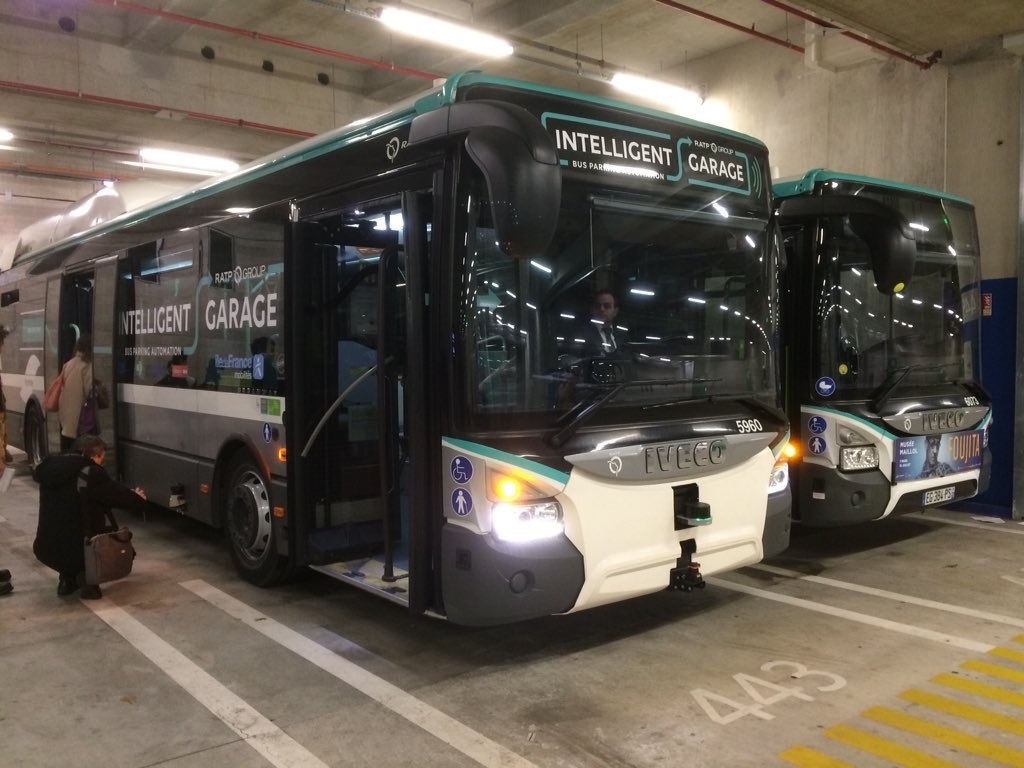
223;454;288;586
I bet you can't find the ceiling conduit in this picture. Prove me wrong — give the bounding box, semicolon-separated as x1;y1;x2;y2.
758;0;940;69
0;78;316;139
88;0;440;80
653;0;805;53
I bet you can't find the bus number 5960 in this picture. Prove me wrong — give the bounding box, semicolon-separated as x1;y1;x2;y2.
736;419;763;433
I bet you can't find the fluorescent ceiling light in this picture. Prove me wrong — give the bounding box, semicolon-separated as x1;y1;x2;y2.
379;7;513;58
610;72;703;112
0;128;13;142
138;147;239;174
122;160;222;177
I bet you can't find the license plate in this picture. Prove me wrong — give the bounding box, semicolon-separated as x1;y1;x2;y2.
923;486;955;505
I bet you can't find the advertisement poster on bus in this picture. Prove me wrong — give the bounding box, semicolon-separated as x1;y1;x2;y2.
893;430;983;482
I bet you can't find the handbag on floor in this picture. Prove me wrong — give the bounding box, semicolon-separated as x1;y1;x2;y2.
83;525;135;585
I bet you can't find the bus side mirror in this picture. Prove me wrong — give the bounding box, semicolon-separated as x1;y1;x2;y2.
775;195;916;294
848;213;916;295
409;100;561;258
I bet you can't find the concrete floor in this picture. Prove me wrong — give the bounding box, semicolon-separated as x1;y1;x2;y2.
2;449;1023;768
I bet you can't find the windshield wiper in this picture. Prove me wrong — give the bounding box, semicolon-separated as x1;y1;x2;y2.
870;362;959;412
548;377;723;447
549;383;625;448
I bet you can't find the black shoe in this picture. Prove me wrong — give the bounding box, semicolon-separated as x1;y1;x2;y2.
0;581;11;596
0;569;10;582
80;584;103;600
57;576;79;596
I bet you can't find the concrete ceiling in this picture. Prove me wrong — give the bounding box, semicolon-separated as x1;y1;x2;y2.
1;0;1023;233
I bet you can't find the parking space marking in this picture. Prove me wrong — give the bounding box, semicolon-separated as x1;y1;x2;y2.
182;579;540;768
779;640;1024;767
823;723;960;767
85;601;331;768
862;705;1024;766
932;673;1024;708
749;564;1024;628
960;659;1024;684
898;689;1024;737
778;744;854;767
710;578;994;652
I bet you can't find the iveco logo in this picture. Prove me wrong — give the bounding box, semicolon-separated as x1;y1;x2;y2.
645;439;726;474
921;409;966;432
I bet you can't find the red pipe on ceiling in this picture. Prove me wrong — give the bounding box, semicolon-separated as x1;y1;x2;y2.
0;79;315;139
88;0;440;81
758;0;939;69
654;0;805;53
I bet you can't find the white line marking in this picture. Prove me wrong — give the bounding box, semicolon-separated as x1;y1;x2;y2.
749;563;1024;628
1002;576;1024;587
85;600;330;768
709;578;995;653
182;579;540;768
921;512;1024;535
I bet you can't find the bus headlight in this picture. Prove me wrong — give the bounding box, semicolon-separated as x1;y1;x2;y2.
840;445;878;471
492;501;563;542
768;459;789;494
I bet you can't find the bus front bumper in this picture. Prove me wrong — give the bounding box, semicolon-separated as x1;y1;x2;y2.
440;524;584;626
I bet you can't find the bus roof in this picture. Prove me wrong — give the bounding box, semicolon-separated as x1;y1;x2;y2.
2;70;766;274
772;168;974;206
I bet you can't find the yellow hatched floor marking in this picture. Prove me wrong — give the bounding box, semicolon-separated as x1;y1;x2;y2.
778;745;854;767
900;688;1024;737
823;724;960;768
862;706;1024;767
932;673;1024;709
988;646;1024;664
961;659;1024;685
1014;634;1024;646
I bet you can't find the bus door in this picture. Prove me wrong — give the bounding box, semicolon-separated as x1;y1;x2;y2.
287;188;431;609
47;270;96;453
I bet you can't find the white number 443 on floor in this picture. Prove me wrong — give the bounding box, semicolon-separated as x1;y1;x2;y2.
690;660;847;725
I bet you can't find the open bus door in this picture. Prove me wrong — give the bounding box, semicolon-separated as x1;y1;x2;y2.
286;188;433;613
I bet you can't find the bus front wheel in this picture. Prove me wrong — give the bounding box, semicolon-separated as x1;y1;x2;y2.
223;454;288;586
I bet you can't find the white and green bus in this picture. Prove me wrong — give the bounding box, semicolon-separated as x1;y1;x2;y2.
0;73;790;625
775;169;991;526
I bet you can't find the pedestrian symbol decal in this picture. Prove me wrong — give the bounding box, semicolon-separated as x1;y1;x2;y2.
450;456;473;484
808;436;827;454
262;423;272;443
451;488;473;517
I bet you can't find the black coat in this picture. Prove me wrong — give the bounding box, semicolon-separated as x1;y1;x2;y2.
32;454;90;575
78;462;148;537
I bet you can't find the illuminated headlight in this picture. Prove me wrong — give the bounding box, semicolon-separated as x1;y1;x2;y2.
768;459;789;494
492;501;563;542
840;445;878;471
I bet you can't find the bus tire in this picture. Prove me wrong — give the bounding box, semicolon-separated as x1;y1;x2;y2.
24;403;47;467
223;453;288;586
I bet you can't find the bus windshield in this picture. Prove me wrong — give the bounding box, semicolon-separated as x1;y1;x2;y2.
812;190;981;398
461;177;778;431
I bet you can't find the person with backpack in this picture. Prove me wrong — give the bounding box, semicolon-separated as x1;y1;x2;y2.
33;436;147;599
